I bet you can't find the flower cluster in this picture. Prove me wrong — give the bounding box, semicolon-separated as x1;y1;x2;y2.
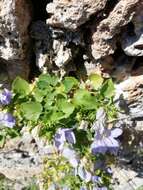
47;107;122;190
0;74;122;189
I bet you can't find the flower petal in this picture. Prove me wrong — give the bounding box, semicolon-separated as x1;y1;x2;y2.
104;137;119;148
69;158;78;168
91;140;108;154
104;137;119;155
111;128;123;138
65;129;76;144
78;166;91;182
92;175;101;183
62;147;79;168
3;113;15;128
0;89;12;105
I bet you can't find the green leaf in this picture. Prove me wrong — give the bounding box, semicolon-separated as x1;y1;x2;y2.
73;89;97;110
20;102;42;121
101;79;115;98
43;110;64;124
33;88;47;102
89;74;104;90
57;99;75;117
12;77;30;95
55;84;67;98
37;74;59;89
44;92;56;108
62;77;79;93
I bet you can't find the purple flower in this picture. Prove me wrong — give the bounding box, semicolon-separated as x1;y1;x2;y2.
91;127;122;155
62;147;79;168
92;176;102;183
0;112;15;128
0;89;12;105
78;166;92;182
106;167;112;174
54;128;76;150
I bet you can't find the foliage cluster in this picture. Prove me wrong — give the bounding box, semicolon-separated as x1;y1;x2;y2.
0;73;121;190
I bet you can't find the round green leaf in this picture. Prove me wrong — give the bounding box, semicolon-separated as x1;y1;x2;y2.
20;102;42;121
12;77;30;95
58;99;75;117
62;77;79;93
73;89;97;110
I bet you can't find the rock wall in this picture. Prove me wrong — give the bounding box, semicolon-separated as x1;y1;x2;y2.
0;0;143;189
0;0;32;86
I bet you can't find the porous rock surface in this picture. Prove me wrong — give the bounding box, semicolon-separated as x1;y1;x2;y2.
91;0;140;60
122;1;143;56
0;0;143;189
0;0;32;84
46;0;108;30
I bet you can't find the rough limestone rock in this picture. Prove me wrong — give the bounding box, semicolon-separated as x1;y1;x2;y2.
91;0;140;60
0;0;32;81
46;0;108;30
122;2;143;56
112;167;143;190
113;75;143;189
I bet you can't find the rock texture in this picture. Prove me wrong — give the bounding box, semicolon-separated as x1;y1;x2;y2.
0;126;55;189
30;21;83;73
91;0;140;60
0;0;32;83
46;0;108;30
113;76;143;189
122;2;143;56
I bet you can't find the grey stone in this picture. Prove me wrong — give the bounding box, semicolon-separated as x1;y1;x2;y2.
91;0;140;60
0;0;32;80
46;0;107;30
122;2;143;56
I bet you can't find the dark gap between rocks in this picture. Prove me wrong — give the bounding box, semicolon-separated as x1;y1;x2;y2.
31;0;52;21
29;0;53;80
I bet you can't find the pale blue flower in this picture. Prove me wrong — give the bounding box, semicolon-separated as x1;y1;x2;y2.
92;176;102;183
91;127;122;155
106;167;112;174
54;128;76;150
0;89;12;105
0;112;15;128
62;147;79;168
78;166;92;182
